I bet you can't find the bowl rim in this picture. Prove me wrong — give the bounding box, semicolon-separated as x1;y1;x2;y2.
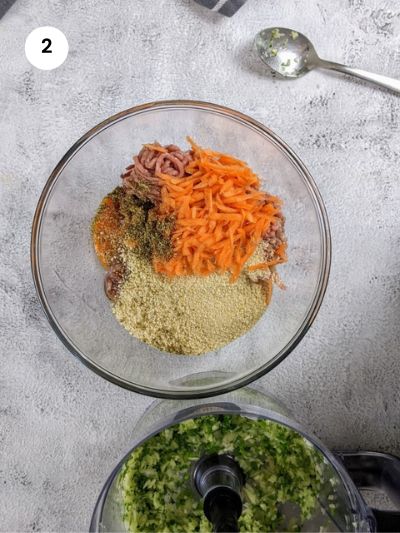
31;99;331;399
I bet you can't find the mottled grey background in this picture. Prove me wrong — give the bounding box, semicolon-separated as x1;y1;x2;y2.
0;0;399;530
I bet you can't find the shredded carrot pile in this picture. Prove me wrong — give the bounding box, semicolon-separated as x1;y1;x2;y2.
153;139;287;282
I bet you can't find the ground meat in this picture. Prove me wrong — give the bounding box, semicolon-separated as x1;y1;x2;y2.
121;143;193;204
263;214;286;259
104;262;125;301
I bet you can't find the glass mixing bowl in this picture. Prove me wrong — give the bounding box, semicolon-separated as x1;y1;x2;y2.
31;100;331;398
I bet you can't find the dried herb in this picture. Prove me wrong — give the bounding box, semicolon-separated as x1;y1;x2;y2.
92;186;175;278
118;190;175;260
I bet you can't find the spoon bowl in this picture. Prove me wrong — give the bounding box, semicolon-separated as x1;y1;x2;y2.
255;28;319;78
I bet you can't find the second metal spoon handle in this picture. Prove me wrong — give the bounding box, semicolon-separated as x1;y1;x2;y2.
318;59;400;94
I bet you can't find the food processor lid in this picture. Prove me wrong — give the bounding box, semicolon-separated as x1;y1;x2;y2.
91;400;379;533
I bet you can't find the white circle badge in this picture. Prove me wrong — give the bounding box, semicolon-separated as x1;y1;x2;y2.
25;26;69;71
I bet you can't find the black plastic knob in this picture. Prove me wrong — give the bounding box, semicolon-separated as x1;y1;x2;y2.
192;453;245;533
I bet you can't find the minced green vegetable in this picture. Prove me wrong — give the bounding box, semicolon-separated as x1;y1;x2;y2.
271;28;285;40
119;415;324;532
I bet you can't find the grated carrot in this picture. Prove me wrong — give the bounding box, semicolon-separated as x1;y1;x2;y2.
154;139;287;281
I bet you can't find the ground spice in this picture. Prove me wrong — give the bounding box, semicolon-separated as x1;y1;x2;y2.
91;189;125;268
118;190;175;261
92;187;174;266
113;250;268;355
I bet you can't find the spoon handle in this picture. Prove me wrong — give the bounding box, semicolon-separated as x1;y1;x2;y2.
318;59;400;94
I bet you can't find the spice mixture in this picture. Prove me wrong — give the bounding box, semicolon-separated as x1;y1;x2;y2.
91;140;287;355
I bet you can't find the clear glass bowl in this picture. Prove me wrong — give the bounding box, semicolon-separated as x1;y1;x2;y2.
31;100;331;398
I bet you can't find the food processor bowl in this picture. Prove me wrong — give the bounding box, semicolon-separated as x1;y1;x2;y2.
90;387;398;533
31;100;330;398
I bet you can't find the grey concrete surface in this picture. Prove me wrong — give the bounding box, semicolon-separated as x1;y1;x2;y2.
0;0;399;530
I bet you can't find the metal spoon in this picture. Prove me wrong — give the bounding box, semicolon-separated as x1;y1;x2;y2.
255;27;400;94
